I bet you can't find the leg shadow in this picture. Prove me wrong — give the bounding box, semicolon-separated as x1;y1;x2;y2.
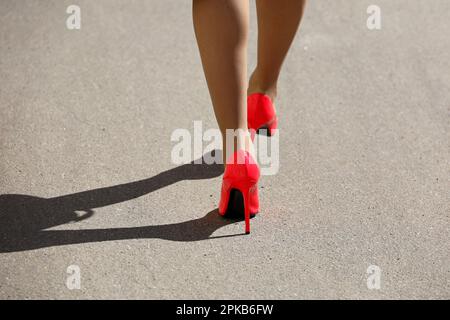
0;150;245;253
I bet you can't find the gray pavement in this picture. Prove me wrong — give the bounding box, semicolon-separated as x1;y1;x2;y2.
0;0;449;299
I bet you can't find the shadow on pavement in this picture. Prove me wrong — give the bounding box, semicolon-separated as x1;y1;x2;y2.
0;150;245;253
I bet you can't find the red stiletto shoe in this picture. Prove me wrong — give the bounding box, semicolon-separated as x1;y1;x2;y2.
247;93;278;138
218;150;260;234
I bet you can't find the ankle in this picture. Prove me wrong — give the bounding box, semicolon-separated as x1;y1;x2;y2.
248;70;278;102
222;129;256;164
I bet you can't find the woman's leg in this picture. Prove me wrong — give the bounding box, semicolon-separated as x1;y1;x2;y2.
248;0;307;101
193;0;251;163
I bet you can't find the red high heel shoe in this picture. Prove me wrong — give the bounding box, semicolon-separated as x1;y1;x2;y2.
247;93;278;138
218;150;260;234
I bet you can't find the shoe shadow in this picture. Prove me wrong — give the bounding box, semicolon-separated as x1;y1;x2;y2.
0;150;245;253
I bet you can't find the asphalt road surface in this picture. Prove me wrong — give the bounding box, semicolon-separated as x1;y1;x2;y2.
0;0;449;299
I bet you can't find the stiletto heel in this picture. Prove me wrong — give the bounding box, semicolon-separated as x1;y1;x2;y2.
247;93;278;138
218;150;260;234
241;188;251;234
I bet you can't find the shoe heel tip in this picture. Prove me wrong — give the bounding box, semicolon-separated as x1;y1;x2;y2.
245;231;250;235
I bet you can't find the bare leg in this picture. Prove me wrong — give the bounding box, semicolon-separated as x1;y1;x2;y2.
248;0;307;102
193;0;252;163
